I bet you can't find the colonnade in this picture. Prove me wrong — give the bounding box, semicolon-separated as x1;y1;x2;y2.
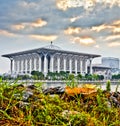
10;53;93;76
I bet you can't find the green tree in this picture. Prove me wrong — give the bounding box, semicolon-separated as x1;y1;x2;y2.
68;74;75;80
77;74;82;80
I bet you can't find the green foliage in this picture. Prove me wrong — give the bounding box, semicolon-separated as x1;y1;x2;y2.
106;80;111;92
66;78;78;88
68;74;75;80
112;74;120;80
31;71;44;80
0;80;120;125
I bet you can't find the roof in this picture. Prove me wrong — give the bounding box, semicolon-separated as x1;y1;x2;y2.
2;43;101;59
90;64;111;69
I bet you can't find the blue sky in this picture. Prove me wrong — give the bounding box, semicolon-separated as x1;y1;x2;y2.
0;0;120;73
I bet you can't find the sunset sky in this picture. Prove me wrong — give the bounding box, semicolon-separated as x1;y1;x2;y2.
0;0;120;73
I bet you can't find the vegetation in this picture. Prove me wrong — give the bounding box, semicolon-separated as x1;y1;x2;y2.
112;74;120;80
106;80;111;92
1;71;106;81
0;79;120;125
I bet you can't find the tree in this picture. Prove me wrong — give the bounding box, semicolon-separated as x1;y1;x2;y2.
68;74;75;80
77;74;82;80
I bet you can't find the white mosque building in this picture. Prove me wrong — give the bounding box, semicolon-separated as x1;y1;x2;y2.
2;42;101;76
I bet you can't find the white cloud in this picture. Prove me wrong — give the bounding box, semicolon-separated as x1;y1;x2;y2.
56;0;120;11
11;19;47;31
64;27;81;35
73;36;96;46
0;29;17;37
108;42;120;47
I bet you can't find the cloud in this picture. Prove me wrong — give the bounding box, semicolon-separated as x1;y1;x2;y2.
56;0;120;11
64;27;81;35
92;24;107;32
108;42;120;47
0;29;17;37
11;24;25;30
91;20;120;33
30;19;47;28
11;18;47;31
73;36;96;46
94;44;100;48
29;35;58;41
18;1;38;9
105;35;120;41
70;16;82;23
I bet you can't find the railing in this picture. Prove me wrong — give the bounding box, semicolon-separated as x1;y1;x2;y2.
2;80;120;85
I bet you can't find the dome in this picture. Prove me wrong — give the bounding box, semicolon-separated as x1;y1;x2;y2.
44;42;62;50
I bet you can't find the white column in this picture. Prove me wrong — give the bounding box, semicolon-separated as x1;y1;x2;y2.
44;54;48;76
57;57;60;73
80;60;83;74
75;59;77;75
50;55;54;72
19;60;21;73
89;58;93;74
64;58;66;72
21;60;23;74
25;59;27;74
34;58;36;71
85;59;88;74
69;59;72;74
16;60;19;74
39;56;42;72
14;60;17;73
29;58;32;74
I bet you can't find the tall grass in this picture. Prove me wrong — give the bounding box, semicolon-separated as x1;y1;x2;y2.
0;80;120;125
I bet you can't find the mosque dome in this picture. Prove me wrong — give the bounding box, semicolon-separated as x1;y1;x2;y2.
44;42;62;50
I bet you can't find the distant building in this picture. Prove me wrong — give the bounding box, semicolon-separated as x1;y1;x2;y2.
102;57;120;75
2;42;100;76
102;57;119;69
88;64;112;80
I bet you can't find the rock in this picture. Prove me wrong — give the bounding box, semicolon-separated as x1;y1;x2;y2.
19;101;30;108
110;95;120;107
43;86;65;94
62;110;80;118
27;84;36;89
22;90;33;101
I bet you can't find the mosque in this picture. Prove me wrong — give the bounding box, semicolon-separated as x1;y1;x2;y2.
2;42;101;76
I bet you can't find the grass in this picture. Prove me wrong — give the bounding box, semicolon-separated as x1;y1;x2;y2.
0;80;120;126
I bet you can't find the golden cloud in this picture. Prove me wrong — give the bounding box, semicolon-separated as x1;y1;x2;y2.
113;20;120;25
0;30;17;37
73;36;96;46
56;0;120;11
31;19;47;28
108;42;120;47
92;24;107;32
105;35;120;41
29;35;58;41
64;27;81;35
91;20;120;33
11;24;25;30
11;19;47;31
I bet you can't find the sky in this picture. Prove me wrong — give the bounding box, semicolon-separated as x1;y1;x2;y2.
0;0;120;73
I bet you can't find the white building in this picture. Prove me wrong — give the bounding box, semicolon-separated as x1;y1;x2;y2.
102;57;119;69
2;43;100;76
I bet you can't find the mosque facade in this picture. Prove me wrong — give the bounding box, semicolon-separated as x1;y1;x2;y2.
2;43;101;76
